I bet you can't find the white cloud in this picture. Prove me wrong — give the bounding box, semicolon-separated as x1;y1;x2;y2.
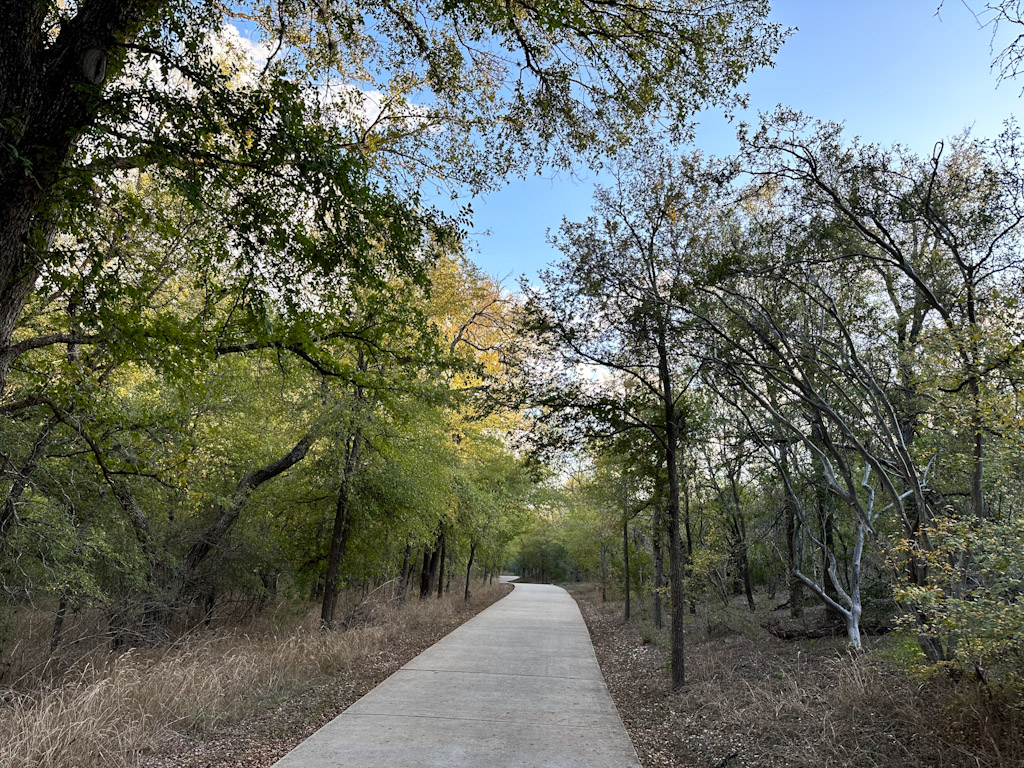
207;24;274;86
213;24;272;66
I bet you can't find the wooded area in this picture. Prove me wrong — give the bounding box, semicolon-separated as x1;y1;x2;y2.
1;1;1023;766
518;119;1024;684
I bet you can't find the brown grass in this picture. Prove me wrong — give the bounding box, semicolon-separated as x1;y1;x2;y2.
573;584;1024;768
0;580;510;768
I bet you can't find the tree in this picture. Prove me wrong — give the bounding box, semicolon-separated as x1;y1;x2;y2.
699;414;760;613
0;0;784;395
686;111;1024;654
743;112;1024;522
1;0;783;652
0;175;538;649
945;1;1024;82
520;150;732;688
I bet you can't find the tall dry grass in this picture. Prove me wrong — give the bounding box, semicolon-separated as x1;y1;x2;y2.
0;582;503;768
681;608;1024;767
577;583;1024;768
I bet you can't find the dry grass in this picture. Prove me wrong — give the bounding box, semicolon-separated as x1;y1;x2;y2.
573;584;1024;768
0;581;509;768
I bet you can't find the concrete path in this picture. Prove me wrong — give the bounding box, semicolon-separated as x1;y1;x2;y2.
272;581;640;768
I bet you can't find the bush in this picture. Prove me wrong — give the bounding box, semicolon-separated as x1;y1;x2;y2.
894;514;1024;691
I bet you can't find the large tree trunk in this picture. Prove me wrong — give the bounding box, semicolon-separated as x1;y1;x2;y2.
419;549;432;598
657;334;686;689
422;526;444;598
0;1;163;394
321;351;369;627
665;435;686;688
321;429;363;629
0;263;41;396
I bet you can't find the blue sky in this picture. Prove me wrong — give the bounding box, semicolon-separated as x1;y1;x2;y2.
466;0;1021;285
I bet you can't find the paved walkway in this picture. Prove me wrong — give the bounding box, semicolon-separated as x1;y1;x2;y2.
272;581;641;767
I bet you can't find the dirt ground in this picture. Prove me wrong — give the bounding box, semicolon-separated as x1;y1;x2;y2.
138;582;511;768
572;585;1023;768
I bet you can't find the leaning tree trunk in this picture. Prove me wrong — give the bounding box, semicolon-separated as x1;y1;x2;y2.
165;431;315;615
0;418;55;552
435;530;447;599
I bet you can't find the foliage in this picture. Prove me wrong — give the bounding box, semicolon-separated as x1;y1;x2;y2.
893;515;1024;684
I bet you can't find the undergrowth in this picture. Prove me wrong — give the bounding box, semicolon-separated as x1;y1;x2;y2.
0;581;507;768
573;583;1024;768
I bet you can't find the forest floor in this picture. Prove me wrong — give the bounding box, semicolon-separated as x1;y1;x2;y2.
572;584;1024;768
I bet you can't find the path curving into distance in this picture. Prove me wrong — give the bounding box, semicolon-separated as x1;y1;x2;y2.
271;579;641;768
